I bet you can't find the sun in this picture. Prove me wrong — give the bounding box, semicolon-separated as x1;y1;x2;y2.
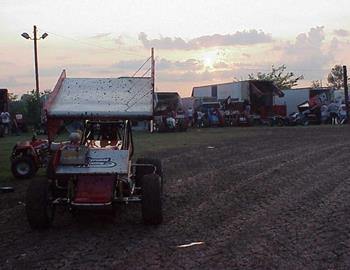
202;50;218;68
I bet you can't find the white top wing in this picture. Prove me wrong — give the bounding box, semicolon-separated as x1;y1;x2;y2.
47;77;153;119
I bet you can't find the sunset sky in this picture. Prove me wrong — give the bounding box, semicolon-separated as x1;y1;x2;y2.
1;0;350;97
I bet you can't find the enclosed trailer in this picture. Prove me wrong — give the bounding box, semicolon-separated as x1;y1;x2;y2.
274;87;333;115
192;80;283;118
192;81;251;101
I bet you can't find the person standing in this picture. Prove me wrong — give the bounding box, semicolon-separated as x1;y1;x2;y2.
0;111;11;134
188;107;193;127
328;101;339;125
338;104;347;124
320;103;329;124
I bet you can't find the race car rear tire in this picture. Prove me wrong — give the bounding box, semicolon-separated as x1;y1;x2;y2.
136;158;163;190
141;173;163;225
26;178;55;230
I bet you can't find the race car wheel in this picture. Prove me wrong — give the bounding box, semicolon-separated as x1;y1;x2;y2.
26;178;55;230
136;158;163;190
11;156;37;179
141;173;163;225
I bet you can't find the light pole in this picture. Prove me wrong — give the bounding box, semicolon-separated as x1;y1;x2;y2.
21;25;48;124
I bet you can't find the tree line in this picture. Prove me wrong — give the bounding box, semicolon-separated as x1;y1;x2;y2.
248;64;348;90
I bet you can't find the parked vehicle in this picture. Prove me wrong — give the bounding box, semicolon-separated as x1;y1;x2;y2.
10;136;49;179
25;68;163;230
284;111;309;126
154;92;188;132
195;101;225;127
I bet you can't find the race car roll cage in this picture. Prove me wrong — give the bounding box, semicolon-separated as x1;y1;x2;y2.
43;49;156;207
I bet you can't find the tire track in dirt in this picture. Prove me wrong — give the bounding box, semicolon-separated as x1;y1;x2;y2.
103;136;350;269
163;141;349;219
161;143;350;269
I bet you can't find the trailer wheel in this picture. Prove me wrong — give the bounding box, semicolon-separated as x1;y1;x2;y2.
25;178;55;230
11;156;37;179
136;158;163;190
141;173;163;225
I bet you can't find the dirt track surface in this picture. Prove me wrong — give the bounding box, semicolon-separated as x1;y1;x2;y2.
1;126;350;269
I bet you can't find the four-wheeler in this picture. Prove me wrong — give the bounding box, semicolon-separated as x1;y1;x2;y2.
10;136;49;179
25;67;163;230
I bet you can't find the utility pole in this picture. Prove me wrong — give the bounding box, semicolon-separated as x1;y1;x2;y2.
33;25;40;103
343;65;349;121
150;48;155;133
21;26;48;125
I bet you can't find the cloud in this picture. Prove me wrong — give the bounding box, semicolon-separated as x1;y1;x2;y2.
114;35;125;45
89;32;112;39
213;62;229;69
158;70;212;83
111;59;146;70
191;30;272;47
0;61;17;67
0;76;28;88
138;29;272;50
111;58;203;73
333;29;350;37
138;32;190;50
157;58;203;70
275;26;332;79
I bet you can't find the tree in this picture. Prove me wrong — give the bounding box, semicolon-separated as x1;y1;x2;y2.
8;92;18;101
24;90;42;126
9;89;51;127
248;64;304;89
327;65;344;89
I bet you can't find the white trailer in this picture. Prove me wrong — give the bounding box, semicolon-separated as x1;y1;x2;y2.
274;87;334;115
192;81;250;101
192;80;284;118
274;88;309;115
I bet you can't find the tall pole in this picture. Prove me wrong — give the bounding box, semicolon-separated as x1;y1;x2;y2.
33;25;41;124
343;65;349;121
33;25;40;102
150;48;155;133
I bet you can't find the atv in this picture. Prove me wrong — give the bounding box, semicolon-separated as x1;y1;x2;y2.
10;136;49;179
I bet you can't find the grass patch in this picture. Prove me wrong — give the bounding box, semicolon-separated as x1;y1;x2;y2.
133;127;256;154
